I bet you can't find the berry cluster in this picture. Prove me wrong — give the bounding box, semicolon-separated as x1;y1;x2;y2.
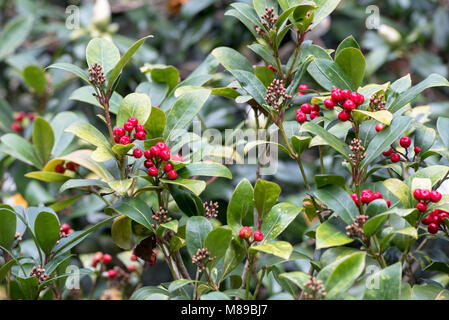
60;223;74;238
382;136;421;163
350;189;391;207
296;84;308;96
296;103;321;124
91;251;112;268
203;201;219;219
113;117;146;145
152;207;171;226
304;275;327;300
11;111;34;132
413;188;442;213
238;226;264;242
30;265;49;283
88;63;106;90
255;7;278;36
346;215;369;239
132;142;178;179
323;87;365;122
265;79;291;110
192;248;216;272
54;161;79;174
422;209;449;234
106;266;130;285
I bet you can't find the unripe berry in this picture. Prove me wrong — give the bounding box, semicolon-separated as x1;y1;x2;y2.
238;226;252;239
414;146;421;154
341;89;351;100
128;117;138;126
124;122;134;132
150;146;160;157
167;169;178;180
399;137;411;148
55;164;65;173
107;269;117;279
310;111;320;120
135;131;146;140
253;231;264;242
296;112;307;124
120;135;131;145
172;154;183;162
382;147;393;157
390;153;400;163
148;167;158;177
343;99;356;111
416;202;428;212
323;98;335;109
338;110;351;122
160;150;171;161
128;264;136;273
428;223;439;234
430;190;442;203
375;123;384;132
144;150;152;159
300;103;312;114
164;163;174;172
133;148;143;158
113;127;125;137
11;122;22;132
102;254;112;265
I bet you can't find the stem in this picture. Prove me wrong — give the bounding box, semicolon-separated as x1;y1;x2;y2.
372;235;387;268
319;146;325;174
244;255;255;300
193;269;200;300
252;267;266;300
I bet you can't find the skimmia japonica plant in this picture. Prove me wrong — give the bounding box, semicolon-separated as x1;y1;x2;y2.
2;0;449;301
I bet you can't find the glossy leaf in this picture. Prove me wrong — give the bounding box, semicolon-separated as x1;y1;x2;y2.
116;93;151;128
301;122;349;159
23;65;47;94
177;162;232;179
254;179;281;219
0;133;42;168
34;211;60;255
33;117;54;164
227;179;254;235
261;202;301;241
307;58;355;91
0;208;17;250
204;227;232;268
314;186;358;225
363;262;401;300
86;38;120;76
316;218;354;249
111;215;133;250
249;241;293;260
185;216;213;257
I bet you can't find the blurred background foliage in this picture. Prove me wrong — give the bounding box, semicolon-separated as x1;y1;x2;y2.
0;0;448;295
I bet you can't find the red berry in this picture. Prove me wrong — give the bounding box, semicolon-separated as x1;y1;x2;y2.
312;105;320;112
361;192;373;204
27;112;35;121
438;212;449;224
413;189;423;201
113;127;125;137
144;160;154;168
102;254;112;265
148;167;158;177
338;110;351;122
430;190;442;203
268;65;277;72
341;89;351;100
420;189;430;202
14;111;26;122
372;192;383;200
414;146;421;154
350;92;364;105
156;142;167;151
11;122;22;132
136;124;145;132
65;162;78;171
55;164;65;173
238;226;252;239
428;223;439;234
124;122;134;132
385;199;391;207
150;146;161;157
323;98;335;109
399;137;411;148
114;135;119;143
298;84;308;91
172;154;183;162
136;131;146;140
167;170;178;180
310;111;320;120
164;163;174;172
382;147;393;157
128;117;138;126
130;254;138;261
144;150;152;159
61;223;71;233
350;193;359;205
375;124;384;132
107;269;117;279
133;148;143;158
343;99;356;111
416;202;428;212
331;90;343;103
160;150;171;161
120;136;131;145
422;215;432;225
361;189;372;194
296;112;307;124
390;153;400;162
253;231;264;242
128;264;136;273
300;103;312;114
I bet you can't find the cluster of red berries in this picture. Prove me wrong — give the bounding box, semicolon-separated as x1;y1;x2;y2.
113;117;146;145
296;84;308;96
60;223;74;237
413;188;442;213
91;251;112;268
350;189;391;207
132;142;179;179
422;209;449;234
323;87;365;122
54;161;79;174
238;226;263;242
382;137;421;163
11;111;34;132
296;103;321;124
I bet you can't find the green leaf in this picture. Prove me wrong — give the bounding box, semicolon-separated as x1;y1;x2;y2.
130;286;171;300
224;3;262;39
412;284;449;300
86;38;120;76
227;179;254;235
301;122;349;159
112;143;134;158
16;276;39;300
437;117;449;150
59;150;114;182
149;65;180;93
204;227;232;268
60;179;109;193
111;215;133;250
353;109;392;125
334;47;366;89
25;171;70;183
211;47;253;72
415;124;435;154
254;66;275;87
249;241;293;260
314;174;346;189
48;194;83;212
307;58;355;91
46;63;90;83
279;271;310;291
311;0;341;29
0;16;33;61
405;165;449;188
383;178;411;208
261;202;301;241
336;35;360;55
168;184;204;216
185;216;213;257
314;186;359;225
291;135;311;155
33;117;54;164
116;93;151;128
363;212;390;237
34;211;60;255
228;69;267;107
220;239;246;282
108;179;133;196
0;208;17;250
361;116;411;168
107;198;154;232
316;218;354;249
23;65;47;94
106;35;152;92
317;252;366;299
177;162;232;179
363;262;401;300
254;179;281;220
69;86;122;113
50;112;79;157
160;178;206;196
164;88;210;139
388;74;449;113
0;133;42;168
145;106;166;139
